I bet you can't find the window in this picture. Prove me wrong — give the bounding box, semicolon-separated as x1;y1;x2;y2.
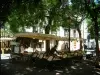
73;30;76;38
37;42;44;48
39;28;43;33
64;29;68;36
51;31;57;35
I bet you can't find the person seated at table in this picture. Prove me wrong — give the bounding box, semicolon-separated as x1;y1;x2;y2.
49;45;59;56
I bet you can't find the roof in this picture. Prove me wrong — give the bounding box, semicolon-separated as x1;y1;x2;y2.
14;33;73;41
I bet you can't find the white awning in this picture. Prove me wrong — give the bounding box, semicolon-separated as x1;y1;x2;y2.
0;37;15;41
15;33;76;41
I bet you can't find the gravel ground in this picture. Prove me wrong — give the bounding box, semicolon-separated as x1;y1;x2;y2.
1;59;100;75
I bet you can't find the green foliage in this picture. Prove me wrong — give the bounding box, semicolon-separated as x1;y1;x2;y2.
87;17;100;39
7;0;99;34
7;0;63;33
7;0;46;33
1;22;14;36
87;19;95;39
60;0;86;30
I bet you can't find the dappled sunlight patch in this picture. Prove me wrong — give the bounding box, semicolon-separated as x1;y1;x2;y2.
79;67;83;69
55;70;63;73
38;69;44;72
26;67;33;72
86;63;89;65
65;68;69;71
15;73;20;75
75;63;80;66
4;64;7;67
96;71;100;74
71;66;77;69
44;69;49;71
56;72;61;75
33;66;36;69
38;68;49;72
15;73;24;75
14;70;28;75
83;61;87;64
64;68;70;73
1;58;99;75
15;71;19;73
66;71;70;73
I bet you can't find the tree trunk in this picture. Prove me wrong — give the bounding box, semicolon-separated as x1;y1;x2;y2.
68;26;70;52
84;0;100;57
93;18;99;57
45;25;50;53
45;18;51;53
77;27;83;50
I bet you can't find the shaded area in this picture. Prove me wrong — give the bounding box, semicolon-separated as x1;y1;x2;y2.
1;59;100;75
0;0;13;26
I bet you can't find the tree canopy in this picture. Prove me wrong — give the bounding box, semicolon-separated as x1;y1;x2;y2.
0;0;13;28
1;0;100;55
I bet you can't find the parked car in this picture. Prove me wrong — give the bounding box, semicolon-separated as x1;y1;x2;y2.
85;50;95;59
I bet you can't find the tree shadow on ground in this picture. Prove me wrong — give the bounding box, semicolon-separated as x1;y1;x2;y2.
1;59;100;75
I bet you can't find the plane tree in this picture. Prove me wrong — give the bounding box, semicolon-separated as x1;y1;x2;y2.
7;0;46;33
6;0;62;53
42;0;62;52
0;0;13;28
60;0;86;50
6;0;87;52
87;17;100;39
63;0;100;56
84;0;100;57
